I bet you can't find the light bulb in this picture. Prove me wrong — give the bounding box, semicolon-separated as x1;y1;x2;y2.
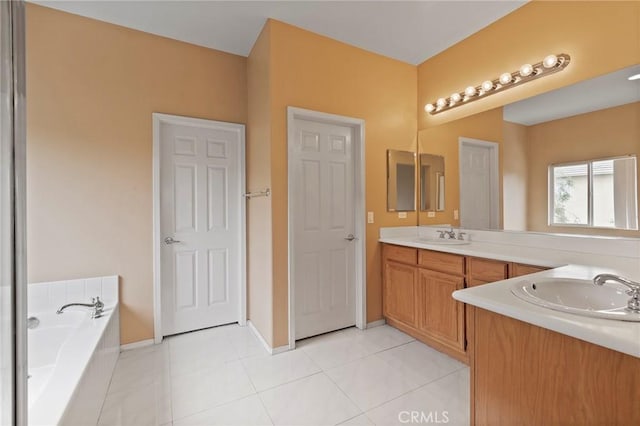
499;73;512;85
519;64;534;77
464;86;476;97
543;54;558;69
450;93;462;103
481;80;494;92
425;103;435;113
436;98;447;108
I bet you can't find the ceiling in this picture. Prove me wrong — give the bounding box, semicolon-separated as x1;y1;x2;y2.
31;0;526;65
503;64;640;126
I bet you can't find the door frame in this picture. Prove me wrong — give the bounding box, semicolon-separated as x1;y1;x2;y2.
152;113;246;344
287;107;366;350
458;137;500;229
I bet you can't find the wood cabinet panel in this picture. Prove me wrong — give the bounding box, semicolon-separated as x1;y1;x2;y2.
473;308;640;425
509;263;549;277
416;268;465;351
468;278;489;287
383;261;417;327
418;249;465;276
383;244;417;265
467;257;508;282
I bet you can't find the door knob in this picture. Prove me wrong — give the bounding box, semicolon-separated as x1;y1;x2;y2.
164;237;181;245
344;234;357;241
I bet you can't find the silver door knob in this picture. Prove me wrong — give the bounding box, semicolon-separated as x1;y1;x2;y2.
164;237;181;245
344;234;357;241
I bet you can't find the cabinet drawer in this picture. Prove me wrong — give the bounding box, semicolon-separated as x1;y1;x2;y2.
383;244;417;265
468;278;490;287
418;249;465;276
467;257;509;282
510;263;549;278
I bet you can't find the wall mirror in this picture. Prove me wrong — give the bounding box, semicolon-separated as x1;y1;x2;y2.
418;63;640;237
387;149;416;212
419;154;445;212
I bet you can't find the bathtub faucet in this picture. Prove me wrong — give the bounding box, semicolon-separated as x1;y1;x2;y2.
57;297;104;318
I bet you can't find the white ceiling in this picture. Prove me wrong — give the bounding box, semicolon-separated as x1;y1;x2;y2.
503;64;640;126
31;0;526;65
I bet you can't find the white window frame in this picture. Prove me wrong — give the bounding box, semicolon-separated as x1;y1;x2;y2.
548;155;638;230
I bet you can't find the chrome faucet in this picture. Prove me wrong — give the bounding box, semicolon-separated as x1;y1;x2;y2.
593;274;640;313
436;227;466;240
57;297;104;318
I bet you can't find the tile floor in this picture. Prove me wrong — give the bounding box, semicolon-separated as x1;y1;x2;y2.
97;324;469;426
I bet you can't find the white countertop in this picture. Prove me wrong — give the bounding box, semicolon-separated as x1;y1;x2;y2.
380;232;640;359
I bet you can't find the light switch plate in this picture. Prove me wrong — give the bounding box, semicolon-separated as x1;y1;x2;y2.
454;209;459;220
427;211;435;218
398;212;407;219
367;211;374;224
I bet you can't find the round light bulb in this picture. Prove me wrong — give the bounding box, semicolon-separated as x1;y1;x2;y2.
543;54;558;69
499;72;512;85
464;86;476;97
425;103;435;113
436;98;447;108
481;80;494;92
450;93;462;103
519;64;534;77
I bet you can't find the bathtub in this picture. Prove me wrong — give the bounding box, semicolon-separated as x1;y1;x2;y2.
27;276;120;426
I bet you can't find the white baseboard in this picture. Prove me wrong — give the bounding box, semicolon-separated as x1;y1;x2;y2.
247;320;290;355
120;338;155;352
366;319;386;329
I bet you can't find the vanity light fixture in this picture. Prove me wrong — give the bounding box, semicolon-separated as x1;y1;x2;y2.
628;73;640;81
424;53;571;115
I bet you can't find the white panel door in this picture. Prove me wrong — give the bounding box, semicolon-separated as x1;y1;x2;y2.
292;118;356;340
160;119;243;336
460;143;493;229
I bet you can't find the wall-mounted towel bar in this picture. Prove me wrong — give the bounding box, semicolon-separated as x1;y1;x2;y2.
244;188;270;199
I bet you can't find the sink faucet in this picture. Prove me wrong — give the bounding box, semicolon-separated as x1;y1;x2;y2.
593;274;640;313
57;297;104;318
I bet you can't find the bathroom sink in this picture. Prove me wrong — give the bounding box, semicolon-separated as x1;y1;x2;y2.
415;237;470;245
511;278;640;321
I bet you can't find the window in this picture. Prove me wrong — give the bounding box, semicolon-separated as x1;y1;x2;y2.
549;156;638;230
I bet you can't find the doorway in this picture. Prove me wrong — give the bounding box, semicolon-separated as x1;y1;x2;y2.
153;113;246;342
287;107;366;348
459;137;500;229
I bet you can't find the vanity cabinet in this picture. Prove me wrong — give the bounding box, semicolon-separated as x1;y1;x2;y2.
471;307;640;425
382;243;550;364
509;262;548;277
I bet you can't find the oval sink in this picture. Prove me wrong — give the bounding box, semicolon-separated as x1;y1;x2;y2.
511;278;640;322
415;237;470;245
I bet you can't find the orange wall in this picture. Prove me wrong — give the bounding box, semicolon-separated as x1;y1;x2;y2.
246;24;275;345
26;4;247;344
417;1;640;129
265;20;418;346
502;121;528;231
418;108;503;227
526;102;640;237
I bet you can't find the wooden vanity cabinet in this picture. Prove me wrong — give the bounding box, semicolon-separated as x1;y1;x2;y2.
382;243;551;365
509;262;548;277
383;244;468;363
382;245;418;327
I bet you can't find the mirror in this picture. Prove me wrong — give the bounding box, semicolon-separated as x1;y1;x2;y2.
387;149;416;212
419;154;445;211
418;63;640;237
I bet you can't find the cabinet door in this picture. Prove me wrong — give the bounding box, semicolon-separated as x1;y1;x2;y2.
416;268;465;350
383;261;417;327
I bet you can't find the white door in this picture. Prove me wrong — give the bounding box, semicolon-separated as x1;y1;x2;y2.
291;118;356;340
459;139;498;229
159;118;244;336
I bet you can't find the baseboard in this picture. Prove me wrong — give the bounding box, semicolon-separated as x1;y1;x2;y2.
120;338;154;352
247;320;290;355
366;319;386;329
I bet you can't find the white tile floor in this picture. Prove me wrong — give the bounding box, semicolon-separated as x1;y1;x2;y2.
97;324;469;426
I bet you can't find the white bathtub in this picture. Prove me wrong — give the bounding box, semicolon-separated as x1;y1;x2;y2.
27;276;120;426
